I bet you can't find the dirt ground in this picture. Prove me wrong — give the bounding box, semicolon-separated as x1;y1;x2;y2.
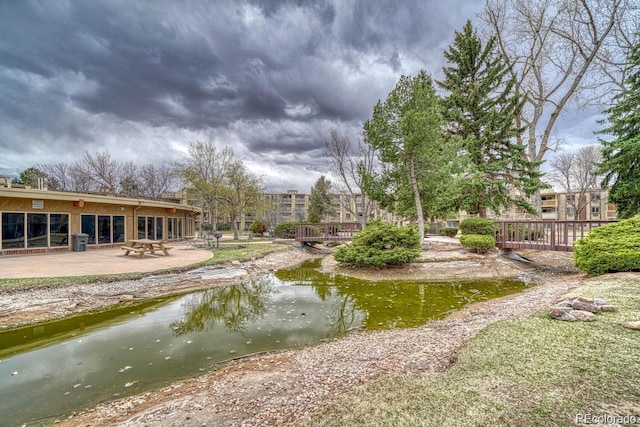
2;243;587;426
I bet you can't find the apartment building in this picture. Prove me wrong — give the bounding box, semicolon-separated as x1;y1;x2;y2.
539;189;617;221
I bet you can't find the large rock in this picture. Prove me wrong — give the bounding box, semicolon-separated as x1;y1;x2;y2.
571;299;601;313
600;305;617;312
549;308;576;321
593;298;607;306
622;321;640;330
569;310;596;322
554;300;574;308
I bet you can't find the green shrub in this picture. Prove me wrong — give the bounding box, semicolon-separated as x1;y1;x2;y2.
574;216;640;276
273;221;301;239
440;227;458;238
249;220;267;236
334;220;421;267
459;218;494;236
460;234;496;254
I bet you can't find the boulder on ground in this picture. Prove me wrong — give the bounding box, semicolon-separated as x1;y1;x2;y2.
622;321;640;330
554;300;574;308
549;308;576;321
571;299;601;313
569;310;596;322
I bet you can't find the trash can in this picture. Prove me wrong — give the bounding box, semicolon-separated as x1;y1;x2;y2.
72;233;89;252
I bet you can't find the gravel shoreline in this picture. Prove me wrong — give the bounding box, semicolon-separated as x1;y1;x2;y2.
49;247;583;426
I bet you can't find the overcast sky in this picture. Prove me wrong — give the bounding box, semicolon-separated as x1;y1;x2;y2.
0;0;601;193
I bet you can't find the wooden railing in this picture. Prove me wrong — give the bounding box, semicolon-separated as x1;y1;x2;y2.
494;220;617;252
295;222;362;243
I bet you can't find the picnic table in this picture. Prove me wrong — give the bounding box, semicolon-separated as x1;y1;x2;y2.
121;239;173;257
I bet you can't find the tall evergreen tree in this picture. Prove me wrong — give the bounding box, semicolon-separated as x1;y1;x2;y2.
598;38;640;219
437;20;544;217
362;71;460;239
307;176;334;223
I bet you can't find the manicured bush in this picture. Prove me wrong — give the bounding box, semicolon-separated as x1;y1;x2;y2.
574;216;640;276
460;234;496;254
333;220;421;267
249;220;267;236
273;221;301;239
459;218;494;236
439;227;458;238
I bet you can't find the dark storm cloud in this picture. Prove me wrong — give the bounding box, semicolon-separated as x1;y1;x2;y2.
0;0;485;190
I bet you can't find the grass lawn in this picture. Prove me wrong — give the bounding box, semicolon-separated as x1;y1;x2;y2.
309;275;640;427
0;243;291;291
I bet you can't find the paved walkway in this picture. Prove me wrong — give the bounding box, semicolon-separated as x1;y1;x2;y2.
0;241;213;279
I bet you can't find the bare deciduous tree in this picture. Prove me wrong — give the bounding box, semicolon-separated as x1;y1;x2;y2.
39;153;178;198
548;145;603;218
174;141;255;234
217;158;263;240
325;129;377;227
138;164;177;200
38;163;70;191
482;0;638;164
81;150;122;195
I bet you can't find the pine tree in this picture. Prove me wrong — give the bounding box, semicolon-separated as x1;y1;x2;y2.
362;71;459;239
307;176;334;222
598;39;640;219
437;20;544;217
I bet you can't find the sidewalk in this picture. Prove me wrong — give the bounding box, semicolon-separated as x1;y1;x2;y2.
0;241;213;279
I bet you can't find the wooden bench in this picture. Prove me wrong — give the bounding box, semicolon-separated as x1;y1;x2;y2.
121;246;146;257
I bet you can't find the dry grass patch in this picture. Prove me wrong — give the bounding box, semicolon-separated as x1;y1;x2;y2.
309;275;640;427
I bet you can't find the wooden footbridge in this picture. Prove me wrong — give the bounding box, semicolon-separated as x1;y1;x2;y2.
296;220;616;252
295;222;362;244
494;220;616;252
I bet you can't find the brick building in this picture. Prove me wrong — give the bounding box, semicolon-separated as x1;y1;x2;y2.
0;180;200;256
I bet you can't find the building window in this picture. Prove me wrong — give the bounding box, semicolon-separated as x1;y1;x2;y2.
156;217;164;240
147;217;155;239
591;206;600;216
566;194;575;203
138;216;167;240
83;214;125;244
166;217;183;239
591;192;601;202
98;215;111;244
566;207;576;216
2;212;25;249
1;212;70;250
113;216;124;243
50;214;69;246
27;213;48;248
81;215;97;244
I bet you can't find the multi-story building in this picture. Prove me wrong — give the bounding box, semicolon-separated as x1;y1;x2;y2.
234;190;396;231
537;188;617;221
444;188;617;228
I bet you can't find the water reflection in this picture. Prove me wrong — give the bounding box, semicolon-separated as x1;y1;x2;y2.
171;277;275;335
278;259;527;330
0;259;528;426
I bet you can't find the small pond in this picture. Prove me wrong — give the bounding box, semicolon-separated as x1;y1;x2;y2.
0;259;530;426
